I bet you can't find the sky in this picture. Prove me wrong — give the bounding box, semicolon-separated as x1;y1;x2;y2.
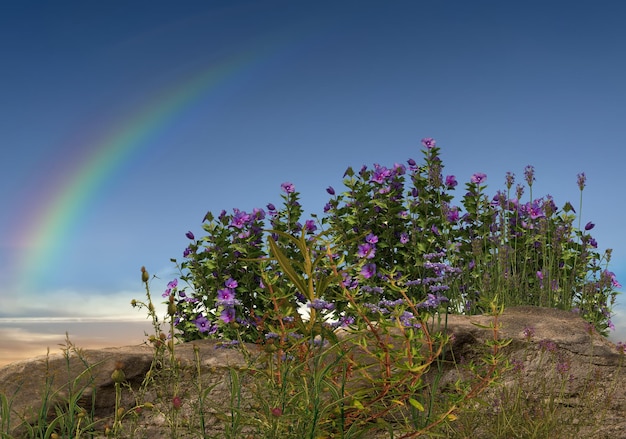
1;0;626;365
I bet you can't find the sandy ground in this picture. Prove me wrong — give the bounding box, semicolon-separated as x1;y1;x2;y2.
0;319;154;368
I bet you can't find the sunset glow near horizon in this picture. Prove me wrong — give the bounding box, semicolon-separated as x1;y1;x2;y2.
2;1;626;364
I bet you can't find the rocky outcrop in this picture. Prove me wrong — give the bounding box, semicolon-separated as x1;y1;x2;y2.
1;307;624;438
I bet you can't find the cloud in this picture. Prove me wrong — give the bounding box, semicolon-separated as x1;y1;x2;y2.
4;286;168;320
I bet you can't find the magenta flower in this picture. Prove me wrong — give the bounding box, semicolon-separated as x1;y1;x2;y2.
360;263;376;279
470;173;487;184
421;137;436;149
281;182;295;193
185;231;195;240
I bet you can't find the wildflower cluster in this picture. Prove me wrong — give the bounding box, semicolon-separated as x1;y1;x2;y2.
165;138;619;343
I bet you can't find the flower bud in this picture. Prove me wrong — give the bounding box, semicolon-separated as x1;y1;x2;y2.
111;367;126;384
168;297;177;316
141;266;149;283
167;303;177;316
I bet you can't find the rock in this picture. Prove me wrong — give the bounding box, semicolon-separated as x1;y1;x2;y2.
1;307;625;438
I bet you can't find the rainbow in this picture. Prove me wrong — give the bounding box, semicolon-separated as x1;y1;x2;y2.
11;43;290;296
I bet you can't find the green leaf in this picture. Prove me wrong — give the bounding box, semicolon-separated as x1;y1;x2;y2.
267;236;309;299
408;398;425;411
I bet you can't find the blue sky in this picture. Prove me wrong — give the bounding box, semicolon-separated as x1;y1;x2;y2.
1;0;625;362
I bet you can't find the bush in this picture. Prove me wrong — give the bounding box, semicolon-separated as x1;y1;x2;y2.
165;137;620;344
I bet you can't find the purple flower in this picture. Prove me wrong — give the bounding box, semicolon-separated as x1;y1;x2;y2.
370;164;391;184
470;173;487;184
252;207;265;220
267;203;276;211
446;207;459;223
307;298;335;311
183;247;192;258
281;182;295;193
365;233;379;244
305;219;317;233
357;243;376;259
522;326;535;340
399;232;409;244
231;209;251;228
421;137;436;149
584;221;595;231
577;172;586;191
162;279;178;297
445;175;458;188
604;270;622;288
360;263;377;279
225;278;238;289
393;163;406;175
193;315;211;333
220;307;236;323
399;311;421;328
407;158;417;166
217;288;238;306
326;186;335;195
185;231;195;240
528;202;544;219
505;171;515;189
418;293;449;309
524;165;535;186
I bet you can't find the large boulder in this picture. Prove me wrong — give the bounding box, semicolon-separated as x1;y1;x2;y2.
1;307;624;438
